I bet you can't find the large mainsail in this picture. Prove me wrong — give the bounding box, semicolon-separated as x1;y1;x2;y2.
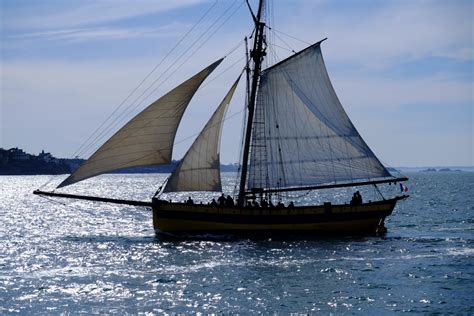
247;42;392;191
58;59;223;188
163;76;241;192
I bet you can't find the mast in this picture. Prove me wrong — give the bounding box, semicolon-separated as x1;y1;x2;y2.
238;0;266;206
244;36;251;104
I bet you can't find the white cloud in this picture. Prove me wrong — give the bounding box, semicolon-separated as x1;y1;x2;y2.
275;0;473;67
2;0;207;30
5;22;191;43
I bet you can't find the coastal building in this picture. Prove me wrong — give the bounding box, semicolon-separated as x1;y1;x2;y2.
0;147;71;175
39;150;56;163
8;148;30;160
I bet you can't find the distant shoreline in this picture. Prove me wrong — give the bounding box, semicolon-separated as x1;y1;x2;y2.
1;147;472;175
396;166;474;173
0;147;239;175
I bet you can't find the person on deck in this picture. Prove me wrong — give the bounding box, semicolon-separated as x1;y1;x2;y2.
225;195;234;207
288;201;295;208
351;191;362;205
351;193;357;205
186;197;194;205
218;194;226;207
261;199;268;208
210;198;218;207
356;191;363;204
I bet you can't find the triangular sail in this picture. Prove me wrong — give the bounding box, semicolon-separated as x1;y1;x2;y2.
247;43;392;191
163;75;241;192
58;59;223;188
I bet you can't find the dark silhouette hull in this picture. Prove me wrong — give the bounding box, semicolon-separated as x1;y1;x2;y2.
152;196;407;235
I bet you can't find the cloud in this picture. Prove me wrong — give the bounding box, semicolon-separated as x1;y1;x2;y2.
274;0;473;68
4;22;191;43
2;0;207;31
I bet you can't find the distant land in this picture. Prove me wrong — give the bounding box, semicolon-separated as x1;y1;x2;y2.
417;168;463;172
0;147;239;175
1;147;472;175
396;166;474;173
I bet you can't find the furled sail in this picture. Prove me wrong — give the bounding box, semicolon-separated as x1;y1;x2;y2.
163;75;241;192
58;59;223;188
247;42;392;191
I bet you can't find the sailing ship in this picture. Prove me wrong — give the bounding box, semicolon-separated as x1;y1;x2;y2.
34;0;408;235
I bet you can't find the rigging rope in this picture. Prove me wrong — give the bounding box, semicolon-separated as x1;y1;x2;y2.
202;55;246;88
76;0;243;159
268;42;293;53
265;26;311;45
37;1;245;191
233;54;252;198
39;175;61;190
173;0;245;71
71;0;219;159
270;30;296;53
60;64;246;194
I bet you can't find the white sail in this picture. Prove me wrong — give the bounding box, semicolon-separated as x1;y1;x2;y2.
163;76;241;192
58;59;223;188
247;43;392;190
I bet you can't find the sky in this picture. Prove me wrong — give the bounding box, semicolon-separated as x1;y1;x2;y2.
1;0;472;167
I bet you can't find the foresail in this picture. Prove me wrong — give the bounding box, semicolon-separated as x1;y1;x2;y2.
248;43;392;191
163;75;241;192
57;59;223;188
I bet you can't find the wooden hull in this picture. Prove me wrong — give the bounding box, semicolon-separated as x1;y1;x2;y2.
152;197;403;236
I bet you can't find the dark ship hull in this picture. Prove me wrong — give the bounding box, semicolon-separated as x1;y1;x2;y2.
152;196;407;235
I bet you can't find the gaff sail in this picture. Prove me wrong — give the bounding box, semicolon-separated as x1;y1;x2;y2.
247;42;393;191
163;75;241;192
58;59;223;188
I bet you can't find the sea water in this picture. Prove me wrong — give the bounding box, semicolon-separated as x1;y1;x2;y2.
0;172;473;314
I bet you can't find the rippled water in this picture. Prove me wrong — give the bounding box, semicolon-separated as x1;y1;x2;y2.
1;172;473;314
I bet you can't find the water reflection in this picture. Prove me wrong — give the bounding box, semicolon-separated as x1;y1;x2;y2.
0;173;473;313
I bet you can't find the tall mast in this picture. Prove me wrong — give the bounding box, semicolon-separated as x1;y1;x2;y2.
238;0;266;206
244;36;251;105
